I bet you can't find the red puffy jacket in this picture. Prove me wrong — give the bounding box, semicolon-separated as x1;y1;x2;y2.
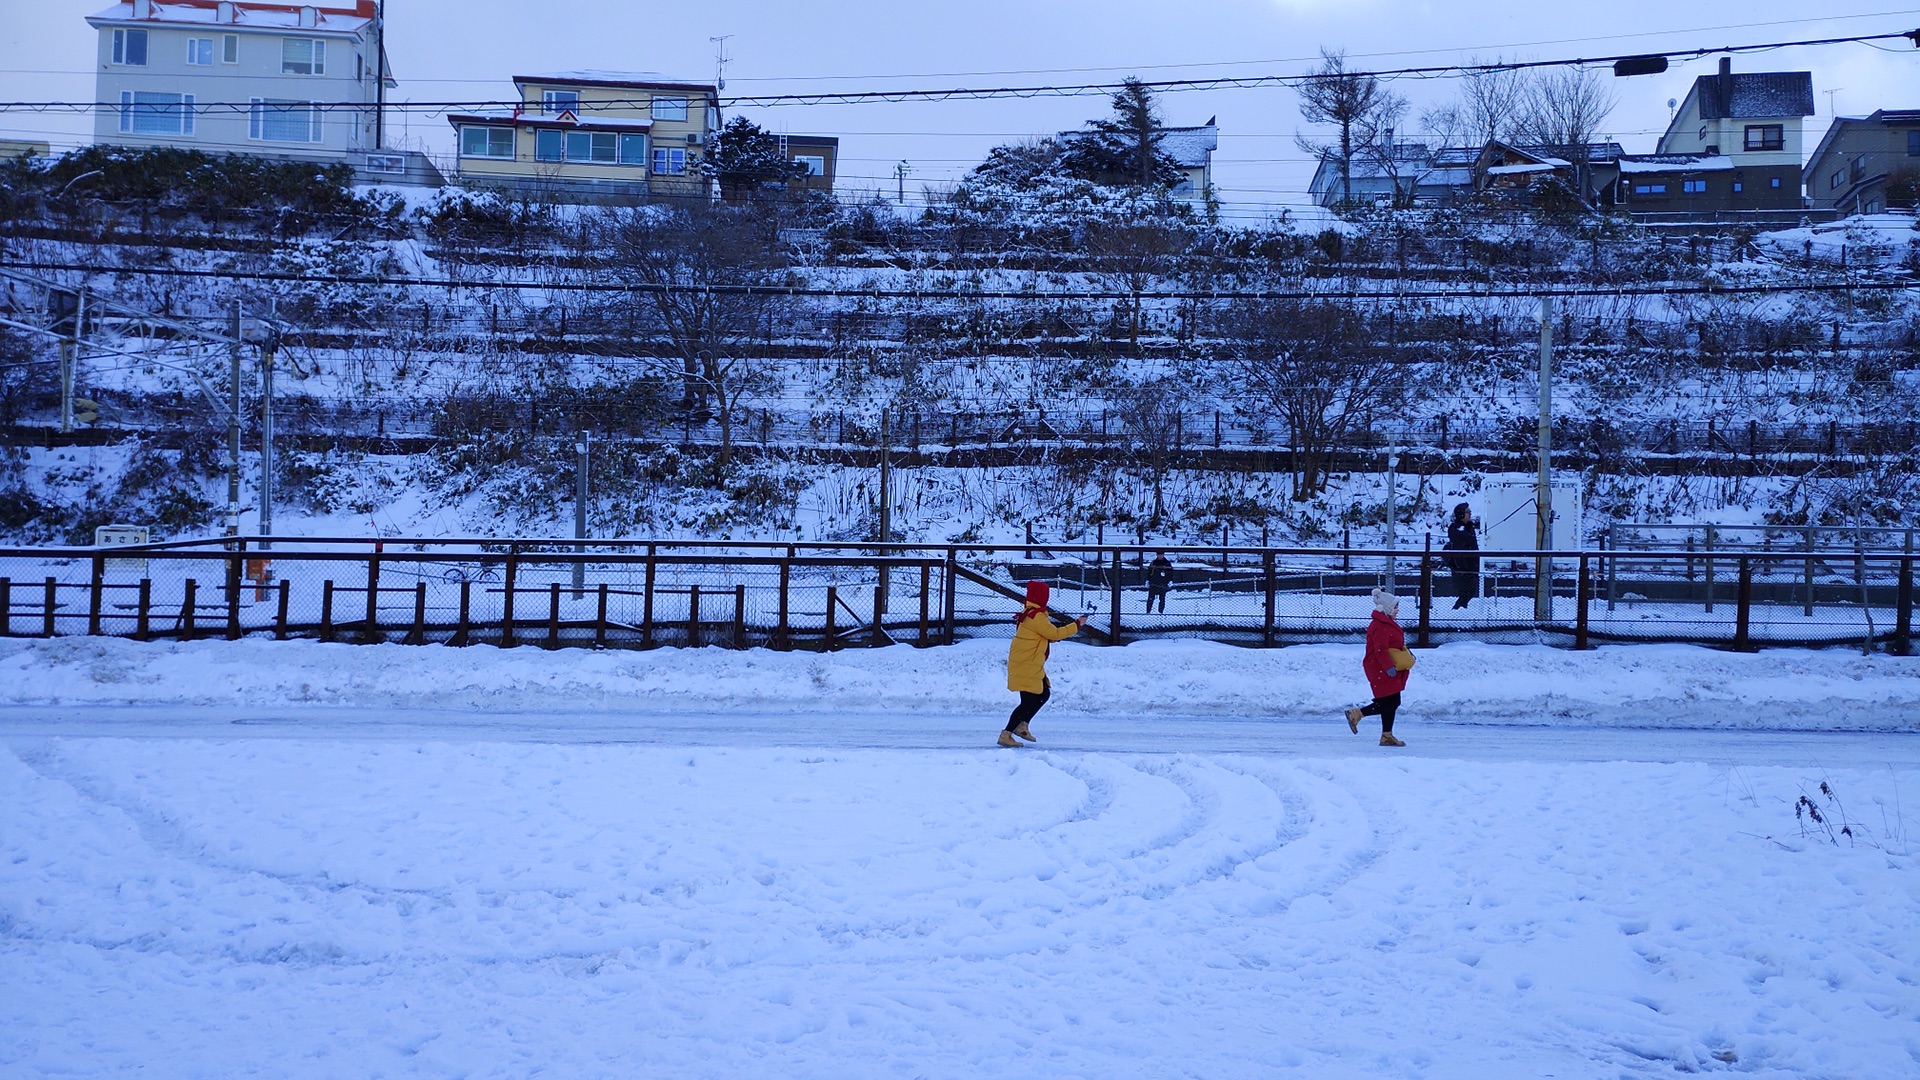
1362;610;1409;698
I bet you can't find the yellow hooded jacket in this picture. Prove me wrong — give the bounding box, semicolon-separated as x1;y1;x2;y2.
1007;603;1080;693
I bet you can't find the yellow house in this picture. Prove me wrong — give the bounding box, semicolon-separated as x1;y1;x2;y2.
446;71;718;204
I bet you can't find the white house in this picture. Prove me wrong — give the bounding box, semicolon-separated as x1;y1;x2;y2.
86;0;403;176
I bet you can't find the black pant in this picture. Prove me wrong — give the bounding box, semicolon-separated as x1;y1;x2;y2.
1146;588;1167;613
1007;679;1051;731
1450;568;1477;607
1360;692;1400;733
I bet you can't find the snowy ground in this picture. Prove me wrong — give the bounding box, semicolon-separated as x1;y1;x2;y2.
3;637;1918;1078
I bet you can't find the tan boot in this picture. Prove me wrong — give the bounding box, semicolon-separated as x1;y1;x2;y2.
997;730;1021;748
1012;720;1036;742
1344;708;1362;734
1379;732;1405;747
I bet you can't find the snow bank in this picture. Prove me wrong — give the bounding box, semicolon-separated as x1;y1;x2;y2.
6;635;1916;731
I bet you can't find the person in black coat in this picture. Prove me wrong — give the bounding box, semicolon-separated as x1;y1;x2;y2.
1145;551;1172;613
1442;503;1480;610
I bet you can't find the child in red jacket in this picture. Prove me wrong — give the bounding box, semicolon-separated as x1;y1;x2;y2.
1345;587;1410;747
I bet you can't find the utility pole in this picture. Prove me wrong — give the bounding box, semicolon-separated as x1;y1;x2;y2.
258;326;275;547
1535;295;1554;620
894;161;909;204
56;289;83;434
876;410;891;615
709;35;731;127
573;432;589;597
227;299;243;537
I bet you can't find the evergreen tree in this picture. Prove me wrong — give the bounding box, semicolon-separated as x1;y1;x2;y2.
1060;78;1184;189
702;116;810;200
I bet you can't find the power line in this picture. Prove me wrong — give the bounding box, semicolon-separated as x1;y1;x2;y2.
4;28;1913;114
2;260;1909;303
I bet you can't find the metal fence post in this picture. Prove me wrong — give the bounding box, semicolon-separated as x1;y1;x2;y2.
408;582;427;645
181;578;197;641
1109;547;1122;645
136;578;151;641
642;545;656;647
1262;550;1276;647
1894;555;1913;657
595;583;609;649
688;583;701;648
454;579;471;646
872;582;888;647
501;544;519;648
320;579;334;642
1734;555;1754;652
776;548;792;650
825;585;837;650
227;542;244;641
943;547;958;644
42;577;57;638
275;579;290;640
0;576;9;636
547;582;562;648
734;583;747;648
89;554;104;636
919;562;931;646
1575;553;1591;650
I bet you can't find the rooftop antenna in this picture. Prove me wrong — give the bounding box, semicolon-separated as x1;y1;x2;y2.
1666;97;1677;121
1823;88;1843;115
711;35;732;93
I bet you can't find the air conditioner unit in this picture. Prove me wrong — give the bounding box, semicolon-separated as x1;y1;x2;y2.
686;132;703;146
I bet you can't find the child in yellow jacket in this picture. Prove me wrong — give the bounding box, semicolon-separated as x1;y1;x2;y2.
1001;579;1085;747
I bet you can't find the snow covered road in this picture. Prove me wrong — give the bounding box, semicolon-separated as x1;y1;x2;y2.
3;639;1918;1077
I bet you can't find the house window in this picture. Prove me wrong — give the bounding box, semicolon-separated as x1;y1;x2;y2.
1770;177;1781;188
111;28;148;66
1830;169;1845;191
618;133;647;165
248;98;322;142
651;96;689;122
1683;179;1706;193
186;38;214;66
222;34;238;63
566;130;618;163
1743;124;1783;151
459;125;514;159
1732;179;1743;192
1633;183;1667;195
652;146;687;175
1909;130;1920;156
119;90;195;136
792;155;825;176
1851;155;1867;183
542;90;579;115
535;129;563;161
281;37;325;76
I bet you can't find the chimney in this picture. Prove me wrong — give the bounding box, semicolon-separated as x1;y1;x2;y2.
1718;56;1732;114
217;1;232;21
132;0;151;17
299;6;317;27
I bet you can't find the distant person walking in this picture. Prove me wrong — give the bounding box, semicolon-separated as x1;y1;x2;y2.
1002;580;1086;747
1344;587;1412;747
1145;551;1173;613
1442;503;1480;610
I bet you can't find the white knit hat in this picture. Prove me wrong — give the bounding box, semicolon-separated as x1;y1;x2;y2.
1371;587;1399;614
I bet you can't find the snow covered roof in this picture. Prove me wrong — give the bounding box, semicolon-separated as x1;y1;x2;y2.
445;109;653;131
1617;154;1733;174
1417;166;1474;187
515;71;717;93
1692;71;1815;120
1156;125;1218;168
1486;162;1558;176
87;0;374;34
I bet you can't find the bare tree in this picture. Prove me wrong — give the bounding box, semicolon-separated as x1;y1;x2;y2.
597;204;790;470
1109;372;1189;524
1225;299;1402;500
1085;217;1192;354
1513;67;1617;197
1295;48;1398;209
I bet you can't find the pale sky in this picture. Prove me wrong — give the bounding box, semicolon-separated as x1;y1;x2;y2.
3;0;1916;221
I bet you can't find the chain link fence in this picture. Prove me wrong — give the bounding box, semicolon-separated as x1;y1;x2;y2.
1;537;1914;654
